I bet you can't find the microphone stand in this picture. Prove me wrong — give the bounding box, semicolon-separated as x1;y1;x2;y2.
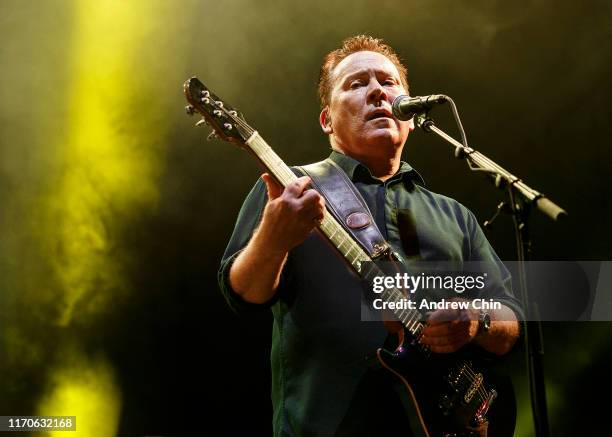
415;113;567;437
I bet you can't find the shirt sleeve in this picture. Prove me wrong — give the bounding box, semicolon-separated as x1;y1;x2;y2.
217;177;279;314
464;208;525;323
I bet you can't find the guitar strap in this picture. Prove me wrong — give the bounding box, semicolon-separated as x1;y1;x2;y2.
297;158;394;260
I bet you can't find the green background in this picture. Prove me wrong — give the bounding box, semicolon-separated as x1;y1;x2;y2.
1;1;610;435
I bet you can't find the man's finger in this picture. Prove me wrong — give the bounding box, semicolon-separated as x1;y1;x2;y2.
424;320;471;338
423;323;454;337
428;343;464;354
301;189;324;209
284;176;312;197
262;173;283;200
421;330;466;347
427;310;460;324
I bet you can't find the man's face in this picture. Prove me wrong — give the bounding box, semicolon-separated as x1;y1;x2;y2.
321;51;413;161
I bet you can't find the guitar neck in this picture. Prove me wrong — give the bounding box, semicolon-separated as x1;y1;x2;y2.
245;132;424;335
245;131;299;188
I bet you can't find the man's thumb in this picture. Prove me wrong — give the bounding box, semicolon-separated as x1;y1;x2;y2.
262;173;283;199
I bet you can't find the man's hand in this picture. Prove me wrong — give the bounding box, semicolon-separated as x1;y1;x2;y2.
420;301;520;355
420;306;479;354
260;174;326;254
229;174;325;304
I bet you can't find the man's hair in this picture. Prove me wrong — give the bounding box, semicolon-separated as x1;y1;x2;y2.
317;35;409;109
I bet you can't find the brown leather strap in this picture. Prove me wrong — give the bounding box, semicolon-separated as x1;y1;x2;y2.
298;159;391;259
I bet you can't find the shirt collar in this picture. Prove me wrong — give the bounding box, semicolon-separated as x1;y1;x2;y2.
327;150;426;187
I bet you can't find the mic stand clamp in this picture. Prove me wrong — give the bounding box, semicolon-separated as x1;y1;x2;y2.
483;201;512;230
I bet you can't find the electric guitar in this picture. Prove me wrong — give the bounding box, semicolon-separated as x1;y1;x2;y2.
183;77;515;437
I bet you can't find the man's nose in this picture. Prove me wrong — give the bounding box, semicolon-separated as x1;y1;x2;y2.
366;81;389;105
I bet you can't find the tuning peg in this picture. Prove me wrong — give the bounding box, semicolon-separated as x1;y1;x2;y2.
201;97;210;105
228;110;238;117
185;105;195;115
195;119;208;127
213;110;222;117
200;90;210;98
206;132;218;141
223;123;233;131
215;101;224;108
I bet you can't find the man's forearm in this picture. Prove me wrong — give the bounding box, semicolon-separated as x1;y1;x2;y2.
228;174;324;304
229;227;288;304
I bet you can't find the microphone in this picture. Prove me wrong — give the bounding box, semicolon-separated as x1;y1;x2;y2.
392;94;448;120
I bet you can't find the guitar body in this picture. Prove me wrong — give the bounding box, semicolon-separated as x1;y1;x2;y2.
376;332;516;437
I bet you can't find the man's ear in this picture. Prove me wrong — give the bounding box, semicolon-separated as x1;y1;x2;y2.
319;107;333;134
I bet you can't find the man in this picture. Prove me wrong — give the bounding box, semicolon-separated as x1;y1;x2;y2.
219;35;521;436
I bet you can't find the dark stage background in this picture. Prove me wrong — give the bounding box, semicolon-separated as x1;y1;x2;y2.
1;1;611;436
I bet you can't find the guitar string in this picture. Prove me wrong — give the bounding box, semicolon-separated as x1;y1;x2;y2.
456;359;488;401
463;368;488;402
230;117;491;404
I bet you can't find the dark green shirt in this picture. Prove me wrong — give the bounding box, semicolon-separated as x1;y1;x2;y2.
219;150;521;436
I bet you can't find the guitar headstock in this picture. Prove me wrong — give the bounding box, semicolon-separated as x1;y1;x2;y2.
183;77;253;145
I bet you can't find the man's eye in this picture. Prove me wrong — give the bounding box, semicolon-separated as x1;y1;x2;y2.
350;81;364;89
384;80;397;86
